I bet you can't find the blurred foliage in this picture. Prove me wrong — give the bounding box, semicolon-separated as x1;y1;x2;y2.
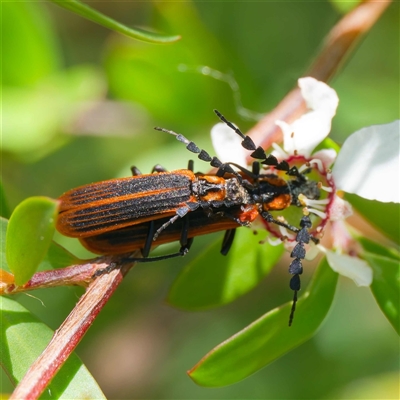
1;1;399;399
50;0;180;43
1;297;106;399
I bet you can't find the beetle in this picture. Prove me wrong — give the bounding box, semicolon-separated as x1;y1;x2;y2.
79;207;242;257
57;110;321;324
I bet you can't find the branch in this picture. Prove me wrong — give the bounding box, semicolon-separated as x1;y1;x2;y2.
1;253;137;295
9;257;134;400
2;260;97;295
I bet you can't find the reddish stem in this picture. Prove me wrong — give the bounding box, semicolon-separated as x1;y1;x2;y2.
9;259;134;400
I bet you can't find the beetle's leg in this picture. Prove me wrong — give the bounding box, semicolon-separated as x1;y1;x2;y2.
260;210;319;245
220;228;236;255
153;202;200;240
131;215;194;263
130;165;168;176
130;166;142;176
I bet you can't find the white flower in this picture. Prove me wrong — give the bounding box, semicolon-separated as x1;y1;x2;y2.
332;120;400;203
211;77;400;287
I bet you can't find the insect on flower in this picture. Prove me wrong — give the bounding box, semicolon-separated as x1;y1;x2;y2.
57;109;330;325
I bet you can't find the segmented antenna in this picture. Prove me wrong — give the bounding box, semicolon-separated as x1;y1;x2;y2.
288;215;312;326
154;126;238;177
213;109;303;177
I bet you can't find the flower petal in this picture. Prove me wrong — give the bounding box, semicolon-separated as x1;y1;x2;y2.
299;77;339;115
276;77;339;157
326;251;373;287
332;121;400;203
211;122;247;166
328;195;353;222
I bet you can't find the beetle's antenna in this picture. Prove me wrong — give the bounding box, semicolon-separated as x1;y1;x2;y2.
154;126;240;178
213;109;303;177
287;215;312;326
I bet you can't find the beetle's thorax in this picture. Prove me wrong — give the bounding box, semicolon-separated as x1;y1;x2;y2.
193;176;251;206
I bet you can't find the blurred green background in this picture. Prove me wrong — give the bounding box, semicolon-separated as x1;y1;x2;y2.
2;1;399;399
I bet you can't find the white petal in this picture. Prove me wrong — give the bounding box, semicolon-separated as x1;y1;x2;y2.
211;122;247;166
332;121;400;203
277;77;339;157
298;77;339;115
326;251;373;286
275;120;293;153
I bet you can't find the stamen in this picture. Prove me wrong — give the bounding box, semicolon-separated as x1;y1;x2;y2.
299;194;329;209
304;207;327;219
298;163;310;173
319;184;333;193
266;236;283;246
309;158;324;173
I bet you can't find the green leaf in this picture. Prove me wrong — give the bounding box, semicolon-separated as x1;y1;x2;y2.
315;137;341;154
0;297;106;399
40;240;81;271
50;0;180;43
168;228;283;310
345;193;400;243
357;236;400;261
189;258;338;387
6;197;59;285
364;253;400;334
1;217;80;276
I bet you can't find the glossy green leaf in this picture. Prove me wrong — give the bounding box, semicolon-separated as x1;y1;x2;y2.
189;258;338;387
364;253;400;334
357;236;400;261
6;197;59;285
50;0;180;43
354;231;399;333
345;193;400;243
0;297;106;399
168;228;283;310
1;217;80;275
